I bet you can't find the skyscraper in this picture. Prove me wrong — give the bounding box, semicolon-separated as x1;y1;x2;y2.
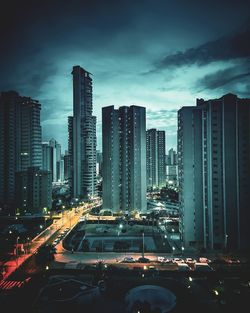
42;142;52;172
146;129;166;190
42;139;64;182
178;94;250;251
166;148;178;185
102;105;146;212
96;150;103;176
0;91;42;214
68;66;97;199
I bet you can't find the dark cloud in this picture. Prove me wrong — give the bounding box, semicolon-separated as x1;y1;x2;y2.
1;61;58;96
152;19;250;71
197;64;250;91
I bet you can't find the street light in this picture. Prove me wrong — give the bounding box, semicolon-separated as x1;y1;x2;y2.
26;237;30;254
172;246;175;257
118;224;123;236
225;234;228;251
142;232;145;258
16;236;20;267
181;246;184;256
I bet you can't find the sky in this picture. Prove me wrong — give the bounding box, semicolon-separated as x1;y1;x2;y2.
1;0;250;152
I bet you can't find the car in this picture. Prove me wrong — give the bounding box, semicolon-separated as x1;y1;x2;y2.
227;258;240;264
172;258;184;264
122;257;136;263
199;257;212;263
163;258;172;263
157;256;165;263
185;258;196;264
137;257;150;263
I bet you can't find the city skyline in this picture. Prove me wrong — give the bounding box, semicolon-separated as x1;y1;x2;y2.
1;0;250;151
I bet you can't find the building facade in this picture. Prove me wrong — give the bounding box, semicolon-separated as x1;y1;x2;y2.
0;91;42;214
178;94;250;251
68;66;97;199
146;129;166;190
102;105;146;212
42;139;64;182
16;167;52;215
166;148;178;185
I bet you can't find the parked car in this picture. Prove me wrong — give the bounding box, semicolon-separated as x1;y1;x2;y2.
157;256;165;263
199;257;212;263
185;258;196;264
137;257;150;263
122;257;136;263
163;258;172;263
172;258;184;264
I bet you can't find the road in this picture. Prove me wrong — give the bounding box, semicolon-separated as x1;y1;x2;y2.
1;206;88;280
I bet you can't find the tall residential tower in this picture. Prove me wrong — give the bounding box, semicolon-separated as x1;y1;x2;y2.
68;66;97;199
146;129;166;190
178;94;250;251
102;105;146;212
0;91;42;214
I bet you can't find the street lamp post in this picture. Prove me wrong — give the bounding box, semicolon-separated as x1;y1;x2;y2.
224;234;228;251
172;246;175;258
142;232;145;258
118;224;123;236
26;237;30;254
16;236;20;268
181;246;184;256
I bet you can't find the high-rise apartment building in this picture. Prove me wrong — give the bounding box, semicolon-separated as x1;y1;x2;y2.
42;139;64;182
68;66;97;199
63;150;70;181
178;94;250;251
0;91;42;214
96;150;103;176
166;148;178;185
42;142;52;172
146;129;166;190
16;167;52;215
102;105;146;212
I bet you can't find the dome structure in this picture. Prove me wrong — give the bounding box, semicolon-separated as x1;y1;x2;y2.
125;284;176;313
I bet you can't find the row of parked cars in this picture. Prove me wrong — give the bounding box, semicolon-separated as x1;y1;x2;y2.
121;256;151;263
157;257;215;271
52;227;70;247
157;256;211;264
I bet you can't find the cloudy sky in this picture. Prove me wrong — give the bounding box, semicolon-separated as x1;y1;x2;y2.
1;0;250;151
